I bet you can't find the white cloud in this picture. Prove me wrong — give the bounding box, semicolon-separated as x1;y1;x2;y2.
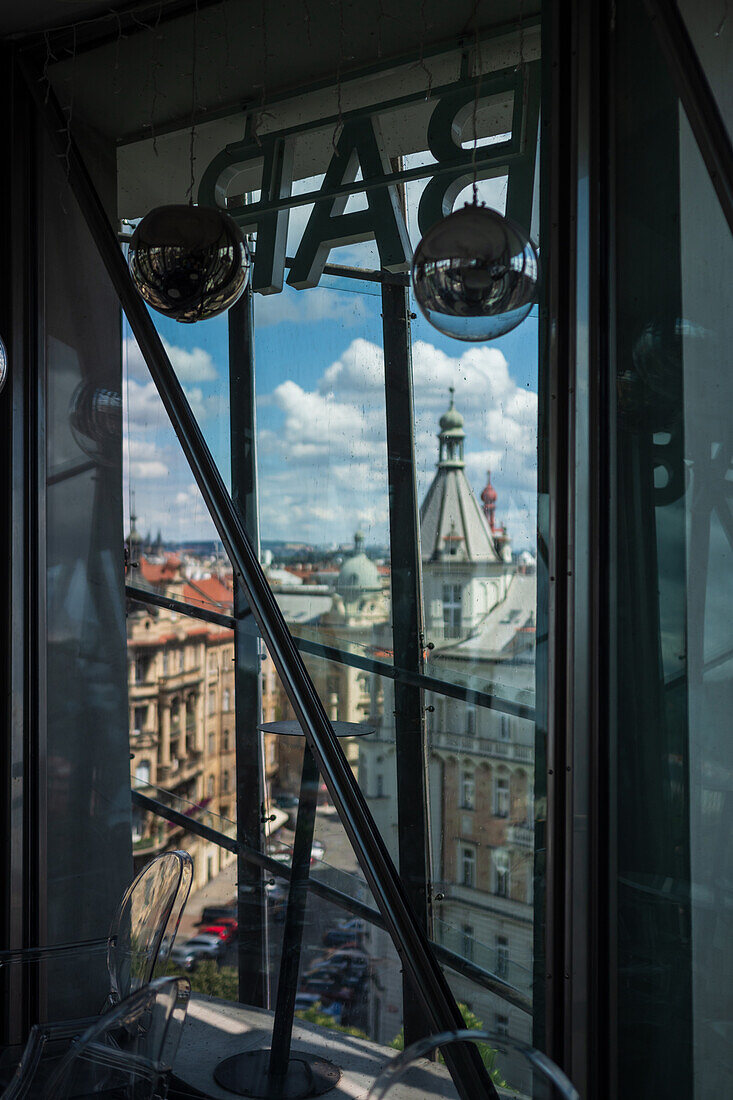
257;337;537;548
125;336;218;384
131;459;169;479
123;327;537;549
254;286;369;327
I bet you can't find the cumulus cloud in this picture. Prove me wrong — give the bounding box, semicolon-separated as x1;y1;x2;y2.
123;325;537;548
254;285;369;327
257;337;537;548
125;336;218;384
130;459;169;479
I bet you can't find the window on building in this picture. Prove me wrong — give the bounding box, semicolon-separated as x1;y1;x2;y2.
222;729;230;752
496;935;509;978
493;849;510;897
461;846;476;888
460;768;475;810
500;714;511;740
495;1013;509;1038
494;774;510;817
376;774;384;798
222;688;231;712
134;656;148;683
132;705;146;733
461;924;474;962
208;732;215;755
442;584;462;638
208;689;216;716
207;775;215;798
134;759;151;787
161;650;169;676
222;770;231;793
466;706;476;737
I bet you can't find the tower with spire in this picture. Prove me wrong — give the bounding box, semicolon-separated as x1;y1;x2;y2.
420;391;514;641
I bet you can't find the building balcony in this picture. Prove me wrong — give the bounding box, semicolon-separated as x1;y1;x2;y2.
159;757;202;786
431;730;534;764
130;725;157;746
507;823;534;848
128;680;159;699
158;667;203;692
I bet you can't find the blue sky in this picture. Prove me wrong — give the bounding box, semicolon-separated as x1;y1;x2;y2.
123;279;538;552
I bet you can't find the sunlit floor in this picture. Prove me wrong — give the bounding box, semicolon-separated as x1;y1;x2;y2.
173;994;461;1099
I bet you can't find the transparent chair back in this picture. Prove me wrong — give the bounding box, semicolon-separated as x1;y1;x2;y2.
367;1029;580;1100
107;850;193;1002
4;975;190;1100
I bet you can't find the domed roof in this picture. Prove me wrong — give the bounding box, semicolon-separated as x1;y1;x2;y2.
336;533;381;597
439;389;464;434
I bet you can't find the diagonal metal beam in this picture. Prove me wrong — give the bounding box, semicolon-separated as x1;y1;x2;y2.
20;54;498;1100
644;0;733;237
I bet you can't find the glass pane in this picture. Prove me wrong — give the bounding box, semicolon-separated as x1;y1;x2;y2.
122;315;238;618
41;122;132;1022
128;599;237;899
405;43;540;1047
613;4;733;1096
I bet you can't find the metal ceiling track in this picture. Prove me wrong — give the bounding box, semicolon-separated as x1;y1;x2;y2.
17;50;499;1100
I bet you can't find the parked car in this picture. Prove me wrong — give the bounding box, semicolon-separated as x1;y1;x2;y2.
273;793;299;811
170;934;225;971
266;881;287;924
200;923;237;943
322;918;366;946
199;905;237;925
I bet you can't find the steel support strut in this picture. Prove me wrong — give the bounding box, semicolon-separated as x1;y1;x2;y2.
20;58;498;1100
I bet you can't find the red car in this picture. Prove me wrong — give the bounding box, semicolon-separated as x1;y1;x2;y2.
200;923;237;943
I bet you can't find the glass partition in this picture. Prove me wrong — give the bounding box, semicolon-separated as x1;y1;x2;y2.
612;3;733;1096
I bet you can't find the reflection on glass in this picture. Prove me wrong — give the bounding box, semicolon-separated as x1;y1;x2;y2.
613;5;733;1096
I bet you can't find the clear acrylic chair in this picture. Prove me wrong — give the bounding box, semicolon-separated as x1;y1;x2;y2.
1;852;193;1094
3;975;190;1099
107;850;194;1005
367;1029;580;1100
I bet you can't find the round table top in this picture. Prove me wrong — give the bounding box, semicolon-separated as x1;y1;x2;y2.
257;720;375;738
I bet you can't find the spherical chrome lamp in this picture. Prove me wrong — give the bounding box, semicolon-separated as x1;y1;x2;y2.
128;205;250;323
412;204;539;342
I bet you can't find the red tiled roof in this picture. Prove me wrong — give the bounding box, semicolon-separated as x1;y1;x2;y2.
138;554;181;584
182;576;234;612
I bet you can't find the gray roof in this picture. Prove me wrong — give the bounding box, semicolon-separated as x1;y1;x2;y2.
420;465;502;564
433;573;536;662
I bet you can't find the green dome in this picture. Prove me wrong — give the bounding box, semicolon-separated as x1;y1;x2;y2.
337;534;381;597
439;390;464;433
